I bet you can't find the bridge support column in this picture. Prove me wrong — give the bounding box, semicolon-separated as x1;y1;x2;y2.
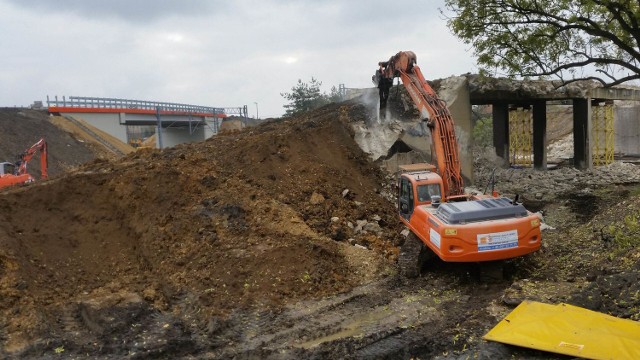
532;100;547;170
492;103;510;160
573;99;593;169
156;107;164;149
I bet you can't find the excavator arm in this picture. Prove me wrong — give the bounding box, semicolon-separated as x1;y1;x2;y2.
377;51;464;198
17;138;48;180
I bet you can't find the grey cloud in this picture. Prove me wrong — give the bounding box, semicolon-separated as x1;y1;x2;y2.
5;0;227;23
0;0;473;117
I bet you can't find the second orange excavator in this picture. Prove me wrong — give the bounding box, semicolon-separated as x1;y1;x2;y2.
374;51;541;277
0;138;48;190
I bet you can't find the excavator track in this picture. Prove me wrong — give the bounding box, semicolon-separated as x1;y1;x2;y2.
398;232;427;278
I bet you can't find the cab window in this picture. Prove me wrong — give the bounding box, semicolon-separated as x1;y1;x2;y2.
0;163;15;175
417;184;441;202
400;178;410;198
399;177;414;216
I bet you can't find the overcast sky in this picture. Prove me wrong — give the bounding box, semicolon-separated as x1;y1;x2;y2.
0;0;476;118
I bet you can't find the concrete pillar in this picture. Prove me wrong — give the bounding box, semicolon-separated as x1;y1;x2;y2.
156;107;164;149
573;98;593;169
492;103;510;160
204;117;218;139
437;76;474;185
532;100;547;170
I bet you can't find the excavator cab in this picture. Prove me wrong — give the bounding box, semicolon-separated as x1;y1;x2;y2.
0;162;16;176
398;168;445;221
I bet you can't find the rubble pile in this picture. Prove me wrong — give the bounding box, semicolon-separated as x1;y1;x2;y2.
474;149;640;199
0;102;399;355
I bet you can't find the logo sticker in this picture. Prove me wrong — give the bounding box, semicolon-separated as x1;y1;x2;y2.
477;230;518;252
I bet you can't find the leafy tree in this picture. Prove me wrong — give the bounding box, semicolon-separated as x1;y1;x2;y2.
281;78;341;116
444;0;640;86
473;117;493;148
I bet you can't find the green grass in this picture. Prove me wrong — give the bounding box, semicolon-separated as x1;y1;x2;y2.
607;209;640;249
629;184;640;198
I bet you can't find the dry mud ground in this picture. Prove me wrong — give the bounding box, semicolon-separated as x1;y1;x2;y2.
1;101;639;359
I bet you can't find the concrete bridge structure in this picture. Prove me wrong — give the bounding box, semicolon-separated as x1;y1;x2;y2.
470;81;640;170
47;96;248;149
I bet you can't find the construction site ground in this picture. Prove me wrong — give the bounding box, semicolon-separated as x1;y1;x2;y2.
0;102;639;359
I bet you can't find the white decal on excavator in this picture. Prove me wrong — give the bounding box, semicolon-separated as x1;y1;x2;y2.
477;230;518;252
430;228;441;249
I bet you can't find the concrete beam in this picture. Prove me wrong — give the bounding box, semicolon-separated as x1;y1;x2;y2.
573;99;593;169
467;75;640;104
589;87;640;102
492;103;510;160
532;100;547;170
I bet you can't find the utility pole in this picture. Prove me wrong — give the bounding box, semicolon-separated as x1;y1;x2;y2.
254;102;259;120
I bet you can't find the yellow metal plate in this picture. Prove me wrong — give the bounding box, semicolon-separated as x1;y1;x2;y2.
484;301;640;360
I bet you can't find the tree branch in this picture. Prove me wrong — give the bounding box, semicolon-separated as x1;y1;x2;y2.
445;0;640;86
556;74;640;88
554;76;606;88
515;2;640;60
592;0;640;44
596;69;617;81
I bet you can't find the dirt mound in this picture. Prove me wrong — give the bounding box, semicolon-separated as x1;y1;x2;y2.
0;109;97;179
0;102;399;355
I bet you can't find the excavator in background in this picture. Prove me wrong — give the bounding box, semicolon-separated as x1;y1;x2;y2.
374;51;541;277
0;138;48;190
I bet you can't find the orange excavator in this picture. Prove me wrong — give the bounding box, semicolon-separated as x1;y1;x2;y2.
374;51;541;277
0;138;48;190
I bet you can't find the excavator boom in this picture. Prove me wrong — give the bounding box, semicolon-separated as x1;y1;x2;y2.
17;138;48;179
377;51;464;197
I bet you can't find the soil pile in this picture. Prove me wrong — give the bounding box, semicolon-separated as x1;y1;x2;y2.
0;102;399;356
0;108;97;178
